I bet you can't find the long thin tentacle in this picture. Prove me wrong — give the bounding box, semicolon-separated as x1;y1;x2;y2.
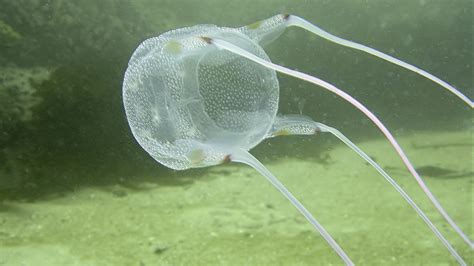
314;122;466;265
204;37;471;261
230;149;354;266
284;15;473;108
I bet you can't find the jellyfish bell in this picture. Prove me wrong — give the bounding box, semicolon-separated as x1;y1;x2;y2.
123;14;471;265
123;25;279;170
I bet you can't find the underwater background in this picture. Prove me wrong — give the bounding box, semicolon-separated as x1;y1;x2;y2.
0;0;472;265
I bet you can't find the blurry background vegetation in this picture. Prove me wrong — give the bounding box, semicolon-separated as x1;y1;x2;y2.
0;0;471;195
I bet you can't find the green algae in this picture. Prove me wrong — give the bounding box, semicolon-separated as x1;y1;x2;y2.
0;19;21;46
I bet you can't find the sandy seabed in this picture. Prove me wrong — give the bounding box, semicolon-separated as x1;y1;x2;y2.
0;130;472;265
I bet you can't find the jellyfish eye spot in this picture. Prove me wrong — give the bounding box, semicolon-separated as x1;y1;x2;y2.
247;20;262;30
188;149;205;165
164;40;183;54
274;129;290;136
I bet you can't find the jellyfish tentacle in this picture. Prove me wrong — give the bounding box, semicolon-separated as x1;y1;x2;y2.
238;15;287;46
205;38;470;263
317;121;468;265
267;114;467;265
265;114;321;138
230;148;354;266
240;14;472;107
284;15;473;107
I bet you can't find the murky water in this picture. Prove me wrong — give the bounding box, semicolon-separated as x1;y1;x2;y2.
0;1;472;265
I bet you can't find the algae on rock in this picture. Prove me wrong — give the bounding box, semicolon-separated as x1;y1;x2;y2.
0;0;153;191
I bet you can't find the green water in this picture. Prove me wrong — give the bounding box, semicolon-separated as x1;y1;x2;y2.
0;1;472;265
